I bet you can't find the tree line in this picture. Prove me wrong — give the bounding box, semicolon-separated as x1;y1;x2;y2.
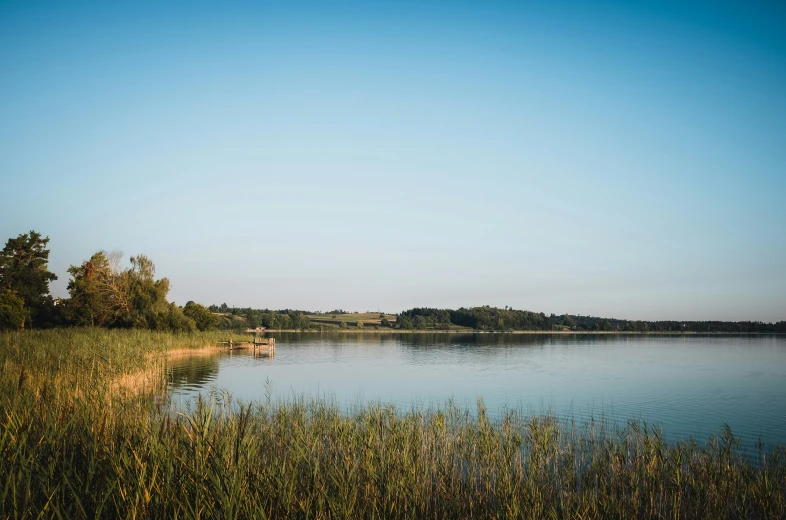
398;306;786;333
0;230;320;332
1;230;783;333
205;304;313;331
0;231;217;332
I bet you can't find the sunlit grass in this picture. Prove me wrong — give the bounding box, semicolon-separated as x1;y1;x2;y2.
1;329;784;518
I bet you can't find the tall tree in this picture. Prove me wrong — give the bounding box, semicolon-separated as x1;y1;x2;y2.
66;251;132;327
0;231;57;327
123;255;171;328
65;251;196;331
66;251;111;326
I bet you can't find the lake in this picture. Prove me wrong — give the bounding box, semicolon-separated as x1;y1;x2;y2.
167;333;786;449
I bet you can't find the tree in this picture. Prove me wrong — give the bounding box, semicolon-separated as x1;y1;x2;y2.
0;288;28;331
65;252;186;331
156;302;196;332
356;320;364;329
292;314;311;330
65;251;134;327
397;316;414;330
122;255;170;328
278;314;292;330
414;316;428;329
0;231;58;327
66;251;113;326
183;301;219;331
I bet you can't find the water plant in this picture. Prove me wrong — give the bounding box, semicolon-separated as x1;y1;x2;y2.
1;329;784;518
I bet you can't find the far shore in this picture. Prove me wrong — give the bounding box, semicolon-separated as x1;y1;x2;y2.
258;329;781;335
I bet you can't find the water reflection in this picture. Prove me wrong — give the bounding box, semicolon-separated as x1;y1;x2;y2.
167;353;221;392
166;333;786;450
167;346;278;404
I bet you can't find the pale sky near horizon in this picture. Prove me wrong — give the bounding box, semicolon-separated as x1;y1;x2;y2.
1;0;785;321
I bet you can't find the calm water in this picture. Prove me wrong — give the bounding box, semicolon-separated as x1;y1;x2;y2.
168;333;786;448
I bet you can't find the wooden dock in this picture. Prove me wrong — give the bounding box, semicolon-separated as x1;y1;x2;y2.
219;337;276;357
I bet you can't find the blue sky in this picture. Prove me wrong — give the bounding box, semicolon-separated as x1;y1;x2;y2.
1;0;784;321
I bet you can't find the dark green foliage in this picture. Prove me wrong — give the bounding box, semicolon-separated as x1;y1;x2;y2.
0;288;28;330
400;306;785;333
0;231;57;327
154;302;197;332
207;305;313;330
397;315;414;329
64;251;195;331
413;315;428;329
66;251;115;326
122;255;169;328
183;301;219;331
398;307;451;329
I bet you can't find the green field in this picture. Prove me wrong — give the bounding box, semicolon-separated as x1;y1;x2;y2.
305;313;473;330
306;312;397;327
1;328;785;518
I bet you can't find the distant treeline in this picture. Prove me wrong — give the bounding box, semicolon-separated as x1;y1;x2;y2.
398;306;786;333
207;303;314;330
2;230;783;334
206;303;785;333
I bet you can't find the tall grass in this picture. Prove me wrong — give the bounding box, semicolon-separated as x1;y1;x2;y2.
1;329;785;518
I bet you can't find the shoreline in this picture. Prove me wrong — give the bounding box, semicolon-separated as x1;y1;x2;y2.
113;344;225;395
163;345;224;359
259;329;783;335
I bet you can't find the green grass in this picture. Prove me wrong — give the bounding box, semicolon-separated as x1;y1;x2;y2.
306;313;397;327
1;329;785;518
305;313;473;330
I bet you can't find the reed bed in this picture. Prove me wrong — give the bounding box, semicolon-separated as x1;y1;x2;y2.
1;329;785;519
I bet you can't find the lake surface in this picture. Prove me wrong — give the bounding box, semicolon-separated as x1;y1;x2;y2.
167;333;786;448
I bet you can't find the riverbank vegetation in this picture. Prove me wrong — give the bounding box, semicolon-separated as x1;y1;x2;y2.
208;305;786;334
2;328;785;518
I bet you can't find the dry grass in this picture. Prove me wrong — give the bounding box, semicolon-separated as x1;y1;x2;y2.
1;328;785;519
164;345;224;360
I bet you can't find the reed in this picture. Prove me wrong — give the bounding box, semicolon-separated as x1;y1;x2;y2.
1;329;784;519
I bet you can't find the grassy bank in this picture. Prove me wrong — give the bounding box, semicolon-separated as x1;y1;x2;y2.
1;329;785;518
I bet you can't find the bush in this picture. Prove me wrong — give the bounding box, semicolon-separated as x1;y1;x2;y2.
0;288;28;331
183;301;219;331
152;303;196;332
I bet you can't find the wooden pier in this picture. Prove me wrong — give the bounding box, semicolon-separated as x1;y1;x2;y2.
219;336;276;358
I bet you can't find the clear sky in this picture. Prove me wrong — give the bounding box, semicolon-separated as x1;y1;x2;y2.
1;0;784;321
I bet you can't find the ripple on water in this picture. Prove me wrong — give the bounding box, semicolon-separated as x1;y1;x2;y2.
165;334;786;450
